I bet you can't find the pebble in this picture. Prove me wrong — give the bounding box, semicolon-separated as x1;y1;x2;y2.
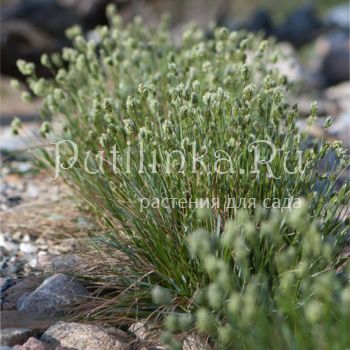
129;321;151;341
19;242;38;255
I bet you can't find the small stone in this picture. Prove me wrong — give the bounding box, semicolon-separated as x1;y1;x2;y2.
16;274;88;315
19;243;37;255
129;321;151;341
22;235;30;243
41;321;129;350
13;337;48;350
182;334;213;350
36;253;82;272
0;328;36;347
0;233;19;254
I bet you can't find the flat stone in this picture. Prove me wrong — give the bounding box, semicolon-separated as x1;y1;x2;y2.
16;274;88;315
41;321;129;350
1;311;58;331
0;328;36;347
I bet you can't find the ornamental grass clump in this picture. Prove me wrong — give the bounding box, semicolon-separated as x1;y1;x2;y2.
16;4;349;347
160;205;349;349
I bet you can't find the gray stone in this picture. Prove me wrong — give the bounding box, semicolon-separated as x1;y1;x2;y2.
36;253;82;272
16;274;88;315
0;328;36;347
41;321;129;350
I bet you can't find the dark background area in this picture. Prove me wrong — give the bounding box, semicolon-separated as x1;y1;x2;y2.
0;0;349;130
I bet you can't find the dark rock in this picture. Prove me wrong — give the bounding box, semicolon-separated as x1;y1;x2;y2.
320;32;350;86
16;274;88;315
244;9;274;36
217;8;274;37
275;5;324;48
0;328;36;347
0;0;113;79
41;321;129;350
1;310;58;331
1;0;80;37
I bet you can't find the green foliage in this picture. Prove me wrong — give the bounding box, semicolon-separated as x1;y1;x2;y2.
16;6;349;348
161;205;350;349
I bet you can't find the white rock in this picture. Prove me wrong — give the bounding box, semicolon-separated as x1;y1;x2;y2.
19;242;37;255
41;322;129;350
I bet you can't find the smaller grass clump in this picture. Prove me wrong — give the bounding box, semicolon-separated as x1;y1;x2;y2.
157;204;349;349
14;4;349;348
